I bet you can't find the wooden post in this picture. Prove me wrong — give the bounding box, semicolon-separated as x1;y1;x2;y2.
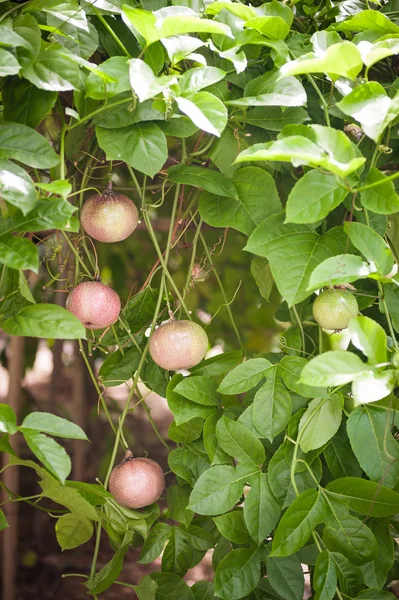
2;336;25;600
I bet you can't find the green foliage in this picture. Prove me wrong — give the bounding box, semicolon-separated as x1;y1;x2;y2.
2;1;399;598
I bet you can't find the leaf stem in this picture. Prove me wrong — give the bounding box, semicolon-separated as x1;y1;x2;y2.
61;231;93;278
92;7;131;58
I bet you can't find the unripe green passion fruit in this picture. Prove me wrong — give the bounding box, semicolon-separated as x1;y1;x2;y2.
81;185;138;243
66;281;121;329
109;451;165;509
149;319;208;370
312;288;358;331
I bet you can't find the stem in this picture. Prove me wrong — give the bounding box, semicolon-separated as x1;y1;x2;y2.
0;1;30;22
92;7;131;57
61;231;93;278
292;304;306;356
141;395;170;451
197;226;244;349
78;339;118;437
111;324;124;355
356;168;399;193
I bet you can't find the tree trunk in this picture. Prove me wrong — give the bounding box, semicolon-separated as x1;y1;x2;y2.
2;336;25;600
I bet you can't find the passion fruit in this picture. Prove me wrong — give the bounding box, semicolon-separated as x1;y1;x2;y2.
81;184;138;243
312;288;358;331
109;450;165;509
149;319;208;370
66;281;121;329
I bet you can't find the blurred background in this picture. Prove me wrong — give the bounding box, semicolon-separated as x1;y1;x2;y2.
0;164;284;599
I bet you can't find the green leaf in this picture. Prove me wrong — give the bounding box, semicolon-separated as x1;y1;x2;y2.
355;592;396;600
323;423;362;480
167;375;216;426
20;412;87;440
162;527;193;576
168;442;210;486
351;369;394;405
332;552;364;598
216;416;265;467
39;472;98;521
123;6;232;47
0;509;8;531
188;465;254;515
98;347;141;387
199;166;281;236
0;122;59;168
299;351;368;386
190;350;242;377
180;67;226;94
129;58;177;103
1;304;86;340
134;575;158;600
246;106;309;132
96;122;167;178
322;497;377;565
22;42;80;91
313;551;337;600
326;477;399;517
362;519;395;590
279;356;327;398
0;198;78;236
360;168;399;214
281;41;363;81
347;405;399;488
337;9;399;35
48;14;98;60
227;70;306;107
271;489;327;557
236;127;365;177
3;77;57;128
0;404;18;434
174;377;220;406
285;170;348;224
266;554;304;600
56;513;93;550
0;235;38;272
337;82;399;143
348;316;387;364
86;56;129;99
0;160;37;214
214;510;250;544
176;92;228;137
167;485;194;528
168;164;237;199
246;213;347;306
0;49;20;76
214;546;262;600
308;254;375;290
344;221;394;276
23;430;71;484
218;358;272;394
203;412;231;466
168;418;203;444
89;544;128;594
138;523;171;564
122;287;166;333
251;257;274;301
151;572;194;600
299;394;343;453
252;369;292;441
244;471;281;546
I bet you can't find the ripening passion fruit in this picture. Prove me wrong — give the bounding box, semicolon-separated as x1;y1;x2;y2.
81;184;139;243
109;450;165;509
149;319;208;371
66;281;121;329
312;288;359;331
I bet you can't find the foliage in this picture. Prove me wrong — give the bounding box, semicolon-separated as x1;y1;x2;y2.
2;0;399;599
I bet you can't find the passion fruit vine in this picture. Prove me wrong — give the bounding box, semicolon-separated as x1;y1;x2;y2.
149;319;208;371
109;450;165;509
312;288;359;331
66;281;121;329
81;183;139;243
